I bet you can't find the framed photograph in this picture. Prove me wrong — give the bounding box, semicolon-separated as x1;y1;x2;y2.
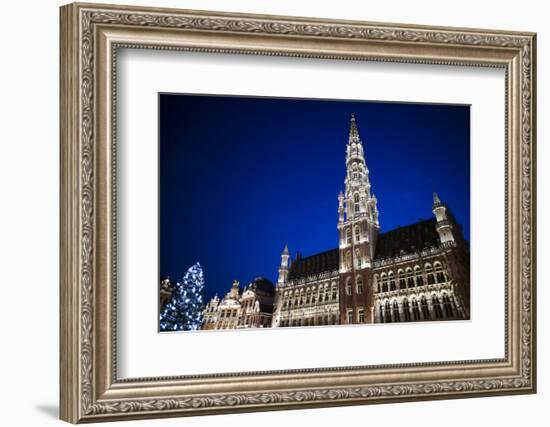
60;2;537;423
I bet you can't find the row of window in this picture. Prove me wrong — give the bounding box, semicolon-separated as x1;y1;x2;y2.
343;225;362;245
377;293;457;323
345;276;363;296
375;262;448;293
282;283;338;308
346;308;366;323
219;309;239;318
280;314;338;327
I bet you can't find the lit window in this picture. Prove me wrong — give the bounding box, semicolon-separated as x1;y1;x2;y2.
389;272;396;291
432;294;443;319
435;263;446;283
426;264;435;285
346;278;353;296
415;266;424;287
385;301;392;323
398;270;406;289
442;293;454;317
421;296;430;319
402;298;411;322
393;300;400;322
356;276;363;294
406;268;414;287
411;299;420;321
346;251;352;269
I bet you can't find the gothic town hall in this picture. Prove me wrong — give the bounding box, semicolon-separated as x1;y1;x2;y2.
201;114;470;330
272;114;470;327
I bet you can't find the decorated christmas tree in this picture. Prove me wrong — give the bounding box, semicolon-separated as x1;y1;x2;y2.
159;263;205;331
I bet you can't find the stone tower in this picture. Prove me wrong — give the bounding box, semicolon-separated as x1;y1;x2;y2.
338;114;380;324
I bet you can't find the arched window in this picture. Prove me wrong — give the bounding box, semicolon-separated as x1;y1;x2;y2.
389;272;396;291
398;270;406;289
420;296;431;320
414;266;424;287
354;225;361;242
354;193;360;213
379;304;385;323
346;228;352;245
381;274;388;293
299;289;304;305
346;251;352;269
442;293;454;317
393;300;400;322
426;264;435;285
356;276;363;294
305;288;311;304
331;283;338;300
411;298;420;321
355;248;361;269
311;287;316;304
432;294;443;319
346;277;353;296
435;263;446;283
324;284;330;301
406;268;414;288
385;301;392;323
402;298;411;322
374;275;381;293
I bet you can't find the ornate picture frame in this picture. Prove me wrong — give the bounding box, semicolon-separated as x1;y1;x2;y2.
60;2;536;423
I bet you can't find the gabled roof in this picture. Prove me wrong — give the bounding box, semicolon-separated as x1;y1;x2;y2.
286;219;442;280
287;248;339;281
374;218;440;260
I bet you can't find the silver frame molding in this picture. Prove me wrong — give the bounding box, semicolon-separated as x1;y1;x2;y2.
60;2;537;423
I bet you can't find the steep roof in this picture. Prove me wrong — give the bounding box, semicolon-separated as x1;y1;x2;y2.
374;218;440;260
287;248;339;281
248;277;275;295
286;219;441;280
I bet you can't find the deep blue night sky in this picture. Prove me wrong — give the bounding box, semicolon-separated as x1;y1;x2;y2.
159;94;470;301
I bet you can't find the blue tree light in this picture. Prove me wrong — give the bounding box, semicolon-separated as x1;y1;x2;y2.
159;263;205;331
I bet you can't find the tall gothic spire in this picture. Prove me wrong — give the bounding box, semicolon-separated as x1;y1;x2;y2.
349;113;360;144
340;114;379;225
338;114;380;266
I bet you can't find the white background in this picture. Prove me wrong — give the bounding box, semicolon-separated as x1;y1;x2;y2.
0;0;546;426
118;49;505;377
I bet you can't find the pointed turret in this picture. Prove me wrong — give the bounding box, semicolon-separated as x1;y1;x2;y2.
277;244;290;286
338;190;345;223
432;192;456;244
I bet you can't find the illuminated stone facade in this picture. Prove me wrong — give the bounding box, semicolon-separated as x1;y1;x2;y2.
272;114;470;327
201;278;275;330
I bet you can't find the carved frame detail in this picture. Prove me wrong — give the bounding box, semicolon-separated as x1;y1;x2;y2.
60;2;536;423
